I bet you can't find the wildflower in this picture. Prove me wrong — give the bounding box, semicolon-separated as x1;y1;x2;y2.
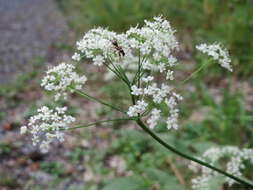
126;16;178;66
166;70;174;80
22;106;75;153
72;53;81;61
131;85;143;96
196;43;232;72
127;100;148;117
20;126;27;134
147;109;161;129
93;55;104;66
142;76;154;83
74;28;130;65
41;63;87;100
165;97;179;129
190;146;253;190
152;84;172;103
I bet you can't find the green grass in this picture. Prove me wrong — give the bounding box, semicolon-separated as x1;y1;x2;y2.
40;161;66;177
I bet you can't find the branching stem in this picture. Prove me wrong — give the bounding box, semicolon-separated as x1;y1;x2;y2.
136;119;253;188
66;117;136;130
70;87;126;114
181;60;211;84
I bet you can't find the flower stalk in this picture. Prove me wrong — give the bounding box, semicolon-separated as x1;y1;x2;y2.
66;117;137;131
136;119;253;188
70;87;126;114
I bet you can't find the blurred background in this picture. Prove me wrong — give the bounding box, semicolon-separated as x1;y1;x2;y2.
0;0;253;189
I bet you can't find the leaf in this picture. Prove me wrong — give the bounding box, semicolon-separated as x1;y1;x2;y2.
144;168;171;183
102;176;148;190
208;176;224;190
192;141;217;154
144;168;186;190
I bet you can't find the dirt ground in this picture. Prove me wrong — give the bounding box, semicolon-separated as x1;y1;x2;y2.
0;0;68;84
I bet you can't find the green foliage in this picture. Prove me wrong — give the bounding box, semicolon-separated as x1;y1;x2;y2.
64;147;86;164
0;70;37;98
184;84;253;145
0;111;6;121
0;143;13;155
40;161;66;177
207;176;224;190
0;173;19;188
102;176;149;190
144;168;187;190
102;170;186;190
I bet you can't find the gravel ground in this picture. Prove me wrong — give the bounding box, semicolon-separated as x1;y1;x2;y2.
0;0;68;84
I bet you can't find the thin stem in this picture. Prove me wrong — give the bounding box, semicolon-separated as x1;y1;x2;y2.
104;61;129;86
116;64;131;87
70;87;126;114
136;119;253;188
106;58;131;88
181;60;210;84
65;117;136;131
137;49;141;89
105;59;134;104
132;50;146;86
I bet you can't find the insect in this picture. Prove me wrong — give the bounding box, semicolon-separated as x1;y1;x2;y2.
111;40;125;57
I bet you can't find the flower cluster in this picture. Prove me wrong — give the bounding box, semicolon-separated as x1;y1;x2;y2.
165;95;182;129
147;109;161;129
127;17;180;129
73;28;132;66
22;16;234;154
196;43;232;72
127;100;148;117
189;146;253;190
126;16;178;65
72;16;182;130
41;63;87;100
21;106;75;153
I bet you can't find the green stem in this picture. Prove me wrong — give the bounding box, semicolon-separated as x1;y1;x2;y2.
136;119;253;188
137;49;141;89
132;49;145;86
106;58;131;88
181;60;210;84
66;117;136;130
70;87;126;114
104;61;129;86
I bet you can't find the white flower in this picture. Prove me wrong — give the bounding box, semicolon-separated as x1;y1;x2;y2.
165;97;180;130
142;76;154;83
72;53;81;61
168;56;177;66
131;85;143;96
143;83;159;96
190;146;253;189
25;106;75;153
166;70;174;80
127;100;148;117
75;28;131;64
126;16;178;68
196;43;232;72
158;63;166;73
93;55;104;66
20;126;27;134
41;63;87;100
152;84;172;103
147;109;161;129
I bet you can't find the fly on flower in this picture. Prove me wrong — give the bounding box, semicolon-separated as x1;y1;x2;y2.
111;40;125;57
